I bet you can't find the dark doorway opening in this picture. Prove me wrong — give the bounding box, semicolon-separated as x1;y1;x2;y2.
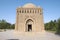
28;24;32;32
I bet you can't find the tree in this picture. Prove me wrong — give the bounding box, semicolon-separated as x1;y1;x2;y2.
56;18;60;34
10;24;15;29
53;20;58;31
45;20;58;31
0;19;15;29
45;23;50;30
0;19;7;29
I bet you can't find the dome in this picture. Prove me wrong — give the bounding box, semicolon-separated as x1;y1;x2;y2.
22;3;36;8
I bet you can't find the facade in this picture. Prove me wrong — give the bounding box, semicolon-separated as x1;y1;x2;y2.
15;3;44;32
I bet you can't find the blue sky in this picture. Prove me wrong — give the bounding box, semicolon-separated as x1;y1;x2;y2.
0;0;60;24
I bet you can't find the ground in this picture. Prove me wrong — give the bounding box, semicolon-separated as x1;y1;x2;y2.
0;30;60;40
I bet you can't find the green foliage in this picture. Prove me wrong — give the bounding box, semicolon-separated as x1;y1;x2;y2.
45;18;60;34
10;24;15;29
45;20;57;31
56;18;60;34
0;19;15;29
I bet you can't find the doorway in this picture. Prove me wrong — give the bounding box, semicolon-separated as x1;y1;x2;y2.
28;24;32;32
26;19;33;32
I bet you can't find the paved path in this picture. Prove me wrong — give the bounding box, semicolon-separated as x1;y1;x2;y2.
0;30;60;40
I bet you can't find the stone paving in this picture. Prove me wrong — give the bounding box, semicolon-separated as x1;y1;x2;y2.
0;30;60;40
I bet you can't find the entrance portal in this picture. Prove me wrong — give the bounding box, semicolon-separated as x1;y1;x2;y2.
28;24;32;32
26;19;33;32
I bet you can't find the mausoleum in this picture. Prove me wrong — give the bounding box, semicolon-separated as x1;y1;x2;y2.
15;3;44;32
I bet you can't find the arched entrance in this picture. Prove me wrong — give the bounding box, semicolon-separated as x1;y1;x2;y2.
26;19;33;32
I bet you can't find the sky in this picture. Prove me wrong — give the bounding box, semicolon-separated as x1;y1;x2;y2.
0;0;60;24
